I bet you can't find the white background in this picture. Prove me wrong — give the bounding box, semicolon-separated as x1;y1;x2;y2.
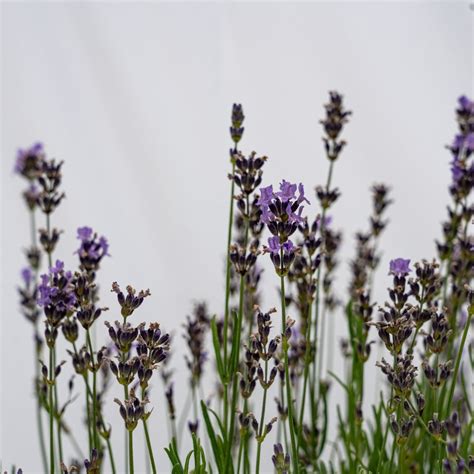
1;1;473;473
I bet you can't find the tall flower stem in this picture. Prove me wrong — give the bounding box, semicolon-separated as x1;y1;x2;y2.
280;267;299;473
49;344;55;474
36;359;48;473
29;208;48;473
45;213;63;464
223;162;236;432
77;354;93;453
311;160;334;391
223;164;236;364
106;436;117;474
128;430;134;474
297;249;315;449
86;330;99;450
225;192;250;473
224;275;245;473
142;411;157;474
255;359;269;474
124;384;134;474
444;307;473;418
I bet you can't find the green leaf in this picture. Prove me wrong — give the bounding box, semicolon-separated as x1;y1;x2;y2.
211;317;226;381
201;400;223;472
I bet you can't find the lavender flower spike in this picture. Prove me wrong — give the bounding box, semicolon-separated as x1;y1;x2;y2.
77;226;93;241
21;267;33;286
297;183;310;205
76;226;110;271
14;142;45;179
267;236;281;255
276;180;297;201
389;258;411;277
256;185;274;207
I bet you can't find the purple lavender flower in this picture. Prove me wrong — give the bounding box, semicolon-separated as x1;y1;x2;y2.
276;180;297;201
282;240;295;253
51;259;65;274
22;183;41;210
258;180;306;275
230;103;245;145
267;236;281;255
457;95;474;114
451;132;474;155
264;237;297;275
450;159;464;182
285;202;304;224
38;261;76;332
260;205;275;225
389;258;411;277
21;267;33;286
466;132;474;152
316;215;332;229
76;226;110;271
14;142;45;180
77;226;93;241
297;183;310;205
256;185;274;207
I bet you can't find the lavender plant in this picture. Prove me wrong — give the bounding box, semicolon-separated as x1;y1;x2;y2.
10;93;473;474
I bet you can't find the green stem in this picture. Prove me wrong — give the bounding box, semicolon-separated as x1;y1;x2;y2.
86;330;99;450
37;384;48;473
53;349;63;463
237;432;244;474
124;384;130;474
142;418;157;474
224;276;244;473
255;359;269;474
297;305;312;447
106;436;117;474
141;384;157;474
280;272;299;473
444;308;473;417
311;160;334;399
223;163;236;365
223;162;236;431
129;430;134;474
49;345;55;474
85;375;92;452
29;209;48;471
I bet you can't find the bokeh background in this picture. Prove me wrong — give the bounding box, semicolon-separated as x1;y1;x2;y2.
1;1;472;472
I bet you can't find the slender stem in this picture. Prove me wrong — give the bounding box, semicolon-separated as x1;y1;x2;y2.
45;213;63;465
255;359;269;474
280;272;299;473
85;375;92;452
124;384;130;474
53;350;63;463
224;376;239;473
29;209;48;471
86;330;99;450
36;381;48;474
311;160;334;402
223;163;236;365
106;436;117;474
237;432;244;474
297;303;312;447
445;309;473;417
223;162;236;432
142;418;157;474
140;385;157;474
224;276;245;473
49;345;55;474
128;430;134;474
280;380;289;454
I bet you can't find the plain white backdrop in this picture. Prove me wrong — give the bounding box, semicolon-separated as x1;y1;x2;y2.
1;1;473;472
